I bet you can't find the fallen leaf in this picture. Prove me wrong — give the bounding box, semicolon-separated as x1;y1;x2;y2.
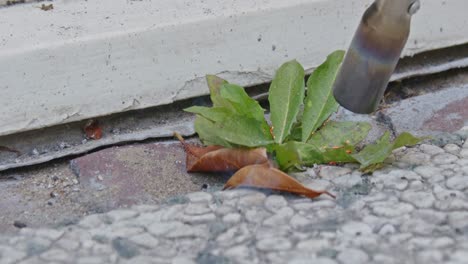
224;163;334;199
6;0;25;6
84;120;103;140
0;146;21;156
40;4;53;11
189;148;269;172
175;132;268;172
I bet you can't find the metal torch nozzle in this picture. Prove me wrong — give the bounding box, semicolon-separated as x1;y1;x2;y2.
332;0;420;114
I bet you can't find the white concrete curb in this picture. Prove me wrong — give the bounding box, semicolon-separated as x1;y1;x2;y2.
1;0;467;136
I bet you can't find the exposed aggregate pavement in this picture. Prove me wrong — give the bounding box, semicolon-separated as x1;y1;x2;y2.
0;132;468;264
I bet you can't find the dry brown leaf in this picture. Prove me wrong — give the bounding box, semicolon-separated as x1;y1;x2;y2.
175;132;268;172
0;146;21;156
40;4;54;11
84;120;103;140
224;163;335;199
188;147;269;172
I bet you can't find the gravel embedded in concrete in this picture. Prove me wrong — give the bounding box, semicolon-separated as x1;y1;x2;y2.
0;138;468;264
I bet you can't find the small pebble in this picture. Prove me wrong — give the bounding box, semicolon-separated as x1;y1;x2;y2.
111;128;121;135
59;142;70;149
13;221;27;229
444;144;461;154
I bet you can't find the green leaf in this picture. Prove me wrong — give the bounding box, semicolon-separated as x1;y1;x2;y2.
393;132;422;149
190;84;267;121
320;146;357;164
351;132;393;170
209;115;273;147
302;50;345;142
189;84;267;123
288;122;303;142
352;132;422;173
274;141;323;171
185;106;232;122
206;75;229;107
308;121;371;147
359;163;385;174
194;116;233;147
269;60;305;144
191;109;273;147
273;141;357;171
220;84;266;122
187;83;273;148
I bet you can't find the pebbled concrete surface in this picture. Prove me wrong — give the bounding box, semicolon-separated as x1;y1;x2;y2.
0;135;467;264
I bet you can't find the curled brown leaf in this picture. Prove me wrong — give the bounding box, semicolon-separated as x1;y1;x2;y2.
175;132;268;172
224;163;335;199
175;132;332;199
84;120;103;140
40;4;54;11
0;146;21;156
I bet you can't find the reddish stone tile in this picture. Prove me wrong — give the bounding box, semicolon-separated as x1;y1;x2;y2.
422;96;468;132
383;87;468;136
70;141;227;208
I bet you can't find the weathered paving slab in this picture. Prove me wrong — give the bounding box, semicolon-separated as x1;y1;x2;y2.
0;141;226;234
384;86;468;136
332;78;468;145
70;141;228;207
0;134;467;264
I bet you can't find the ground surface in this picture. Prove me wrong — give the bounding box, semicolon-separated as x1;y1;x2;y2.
2;70;467;235
0;64;467;263
0;141;227;234
0;139;468;264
